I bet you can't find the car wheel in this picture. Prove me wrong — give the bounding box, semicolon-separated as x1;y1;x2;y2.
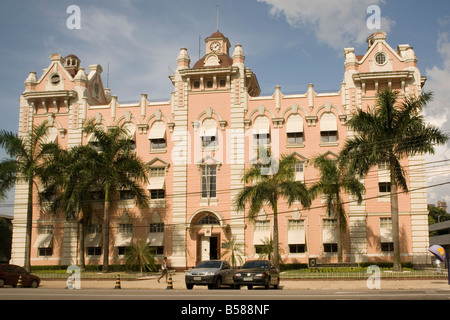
247;285;253;290
0;278;5;288
265;277;270;289
186;284;194;290
214;277;222;289
274;277;280;289
30;280;39;288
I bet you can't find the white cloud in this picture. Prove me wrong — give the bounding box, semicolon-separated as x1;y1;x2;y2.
257;0;394;50
424;20;450;205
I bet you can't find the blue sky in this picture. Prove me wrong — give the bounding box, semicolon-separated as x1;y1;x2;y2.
0;0;450;216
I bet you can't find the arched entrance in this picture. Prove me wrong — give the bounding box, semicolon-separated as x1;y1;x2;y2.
189;211;224;265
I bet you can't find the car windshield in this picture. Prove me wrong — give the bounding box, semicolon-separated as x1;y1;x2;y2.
195;261;222;269
241;261;269;269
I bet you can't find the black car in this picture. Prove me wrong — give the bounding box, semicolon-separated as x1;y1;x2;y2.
0;264;40;288
185;260;236;289
233;260;280;289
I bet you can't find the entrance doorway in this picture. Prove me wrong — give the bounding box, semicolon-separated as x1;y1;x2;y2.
199;235;219;261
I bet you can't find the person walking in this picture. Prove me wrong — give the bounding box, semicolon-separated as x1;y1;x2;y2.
157;257;168;283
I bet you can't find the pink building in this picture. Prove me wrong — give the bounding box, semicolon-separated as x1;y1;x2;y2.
11;31;430;269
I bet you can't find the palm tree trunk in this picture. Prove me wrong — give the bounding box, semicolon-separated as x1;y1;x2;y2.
390;178;402;272
337;215;343;264
78;219;85;272
102;189;111;273
24;179;33;272
272;201;279;269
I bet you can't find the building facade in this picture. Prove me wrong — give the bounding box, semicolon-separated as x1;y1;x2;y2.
11;30;431;269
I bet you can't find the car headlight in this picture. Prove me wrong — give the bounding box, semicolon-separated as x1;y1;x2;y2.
234;273;241;277
255;273;266;277
205;272;215;276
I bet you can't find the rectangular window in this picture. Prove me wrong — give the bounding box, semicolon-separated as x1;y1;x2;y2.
253;133;270;148
254;245;265;254
151;138;166;150
119;190;134;200
289;244;306;253
201;165;217;198
255;220;271;231
86;224;102;234
118;224;133;234
323;243;338;253
287;132;303;145
380;217;392;228
379;182;391;193
193;81;200;89
118;246;130;256
201;135;217;148
323;219;337;253
149;223;164;233
320;131;337;143
378;161;389;170
293;161;304;173
151;246;164;255
87;247;102;256
90;191;105;202
38;248;53;256
150;189;165;199
150;167;165;177
219;79;226;87
381;242;394;252
39;225;53;234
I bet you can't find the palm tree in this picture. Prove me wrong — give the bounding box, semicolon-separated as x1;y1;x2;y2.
341;88;448;271
83;122;150;273
220;236;244;268
257;237;284;265
0;122;60;271
233;153;311;269
39;144;100;271
125;239;156;274
309;154;365;263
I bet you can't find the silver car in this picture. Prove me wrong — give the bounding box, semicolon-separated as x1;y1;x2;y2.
185;260;236;289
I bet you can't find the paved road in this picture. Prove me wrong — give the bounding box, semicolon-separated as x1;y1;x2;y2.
1;287;449;300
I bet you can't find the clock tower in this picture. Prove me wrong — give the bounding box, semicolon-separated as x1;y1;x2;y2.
205;30;231;55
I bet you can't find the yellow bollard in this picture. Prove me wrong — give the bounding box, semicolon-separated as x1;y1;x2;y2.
66;275;73;289
114;274;121;289
166;272;173;290
17;275;23;288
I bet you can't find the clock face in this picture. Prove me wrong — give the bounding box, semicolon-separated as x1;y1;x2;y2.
210;41;221;53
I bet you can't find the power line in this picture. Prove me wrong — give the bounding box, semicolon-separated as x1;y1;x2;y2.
10;180;450;231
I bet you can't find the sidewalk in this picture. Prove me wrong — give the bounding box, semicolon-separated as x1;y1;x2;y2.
40;272;450;291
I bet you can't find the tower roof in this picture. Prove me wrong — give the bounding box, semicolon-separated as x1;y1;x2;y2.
207;30;225;39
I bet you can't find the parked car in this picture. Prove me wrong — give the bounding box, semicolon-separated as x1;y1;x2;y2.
0;264;40;288
185;260;237;289
233;260;280;289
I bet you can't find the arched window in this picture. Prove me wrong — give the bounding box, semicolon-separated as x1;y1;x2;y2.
286;114;304;145
320;113;338;143
200;118;218;148
197;214;220;225
253;116;270;148
121;122;136;150
148;121;167;151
